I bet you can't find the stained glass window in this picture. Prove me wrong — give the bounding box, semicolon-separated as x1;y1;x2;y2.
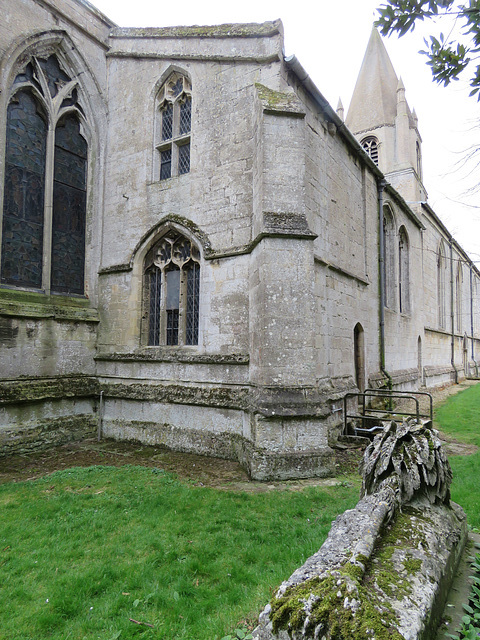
38;55;70;98
155;73;191;181
1;54;88;295
51;113;87;294
144;230;200;346
1;91;46;288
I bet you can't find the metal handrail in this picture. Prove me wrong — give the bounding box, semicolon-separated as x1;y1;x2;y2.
343;388;433;437
364;388;433;421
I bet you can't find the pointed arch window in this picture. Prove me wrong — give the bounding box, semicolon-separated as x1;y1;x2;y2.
437;242;447;329
155;73;191;181
398;226;410;314
144;230;200;346
1;54;87;295
383;206;395;309
456;263;463;332
361;136;379;166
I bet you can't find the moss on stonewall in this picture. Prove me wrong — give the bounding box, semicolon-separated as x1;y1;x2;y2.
270;570;403;640
404;557;422;575
255;84;305;115
269;507;434;639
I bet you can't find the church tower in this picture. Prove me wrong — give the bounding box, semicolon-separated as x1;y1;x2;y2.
346;28;427;205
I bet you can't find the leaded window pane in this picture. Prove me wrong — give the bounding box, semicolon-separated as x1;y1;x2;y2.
38;55;70;98
14;62;34;85
148;268;162;346
166;267;180;309
178;143;190;175
172;78;183;98
167;310;179;345
166;266;180;347
186;262;200;345
179;97;191;135
51;114;87;295
162;103;173;140
160;148;172;180
1;91;46;288
144;232;199;346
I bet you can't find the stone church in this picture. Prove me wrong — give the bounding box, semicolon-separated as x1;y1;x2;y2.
1;0;478;479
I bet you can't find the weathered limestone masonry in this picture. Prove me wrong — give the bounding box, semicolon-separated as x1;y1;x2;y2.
253;420;468;639
1;0;480;478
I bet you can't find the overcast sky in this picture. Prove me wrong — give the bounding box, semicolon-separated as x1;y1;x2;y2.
91;0;480;262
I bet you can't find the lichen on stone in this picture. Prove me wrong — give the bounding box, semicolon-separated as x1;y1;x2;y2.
255;83;305;116
111;21;282;39
270;566;403;640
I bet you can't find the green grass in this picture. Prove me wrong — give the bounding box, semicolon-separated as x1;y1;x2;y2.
2;384;478;640
0;465;359;640
435;383;480;530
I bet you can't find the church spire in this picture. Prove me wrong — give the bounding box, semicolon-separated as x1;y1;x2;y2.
346;27;427;204
346;28;399;134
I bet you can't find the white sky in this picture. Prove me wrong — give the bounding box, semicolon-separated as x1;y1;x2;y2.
91;0;480;261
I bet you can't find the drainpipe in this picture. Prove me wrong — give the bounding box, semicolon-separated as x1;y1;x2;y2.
377;178;393;393
450;241;458;383
98;390;104;442
470;265;478;376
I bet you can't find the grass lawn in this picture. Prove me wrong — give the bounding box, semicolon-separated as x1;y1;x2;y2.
1;383;479;640
435;383;480;531
0;465;360;640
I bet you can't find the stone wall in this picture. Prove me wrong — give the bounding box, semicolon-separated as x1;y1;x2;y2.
1;1;480;476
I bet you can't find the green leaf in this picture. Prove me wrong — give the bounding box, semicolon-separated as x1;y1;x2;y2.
132;598;140;608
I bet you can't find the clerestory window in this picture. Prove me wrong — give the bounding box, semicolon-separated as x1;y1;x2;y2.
155;73;191;181
144;230;200;346
361;136;379;166
1;54;87;295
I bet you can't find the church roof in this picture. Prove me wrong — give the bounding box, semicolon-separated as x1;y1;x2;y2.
346;28;406;133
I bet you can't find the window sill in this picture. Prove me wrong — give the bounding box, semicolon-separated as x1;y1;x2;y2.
95;349;249;365
0;288;98;322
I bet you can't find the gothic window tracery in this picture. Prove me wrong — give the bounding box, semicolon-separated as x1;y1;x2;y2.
361;136;379;166
155;73;191;181
1;54;87;295
144;230;200;346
